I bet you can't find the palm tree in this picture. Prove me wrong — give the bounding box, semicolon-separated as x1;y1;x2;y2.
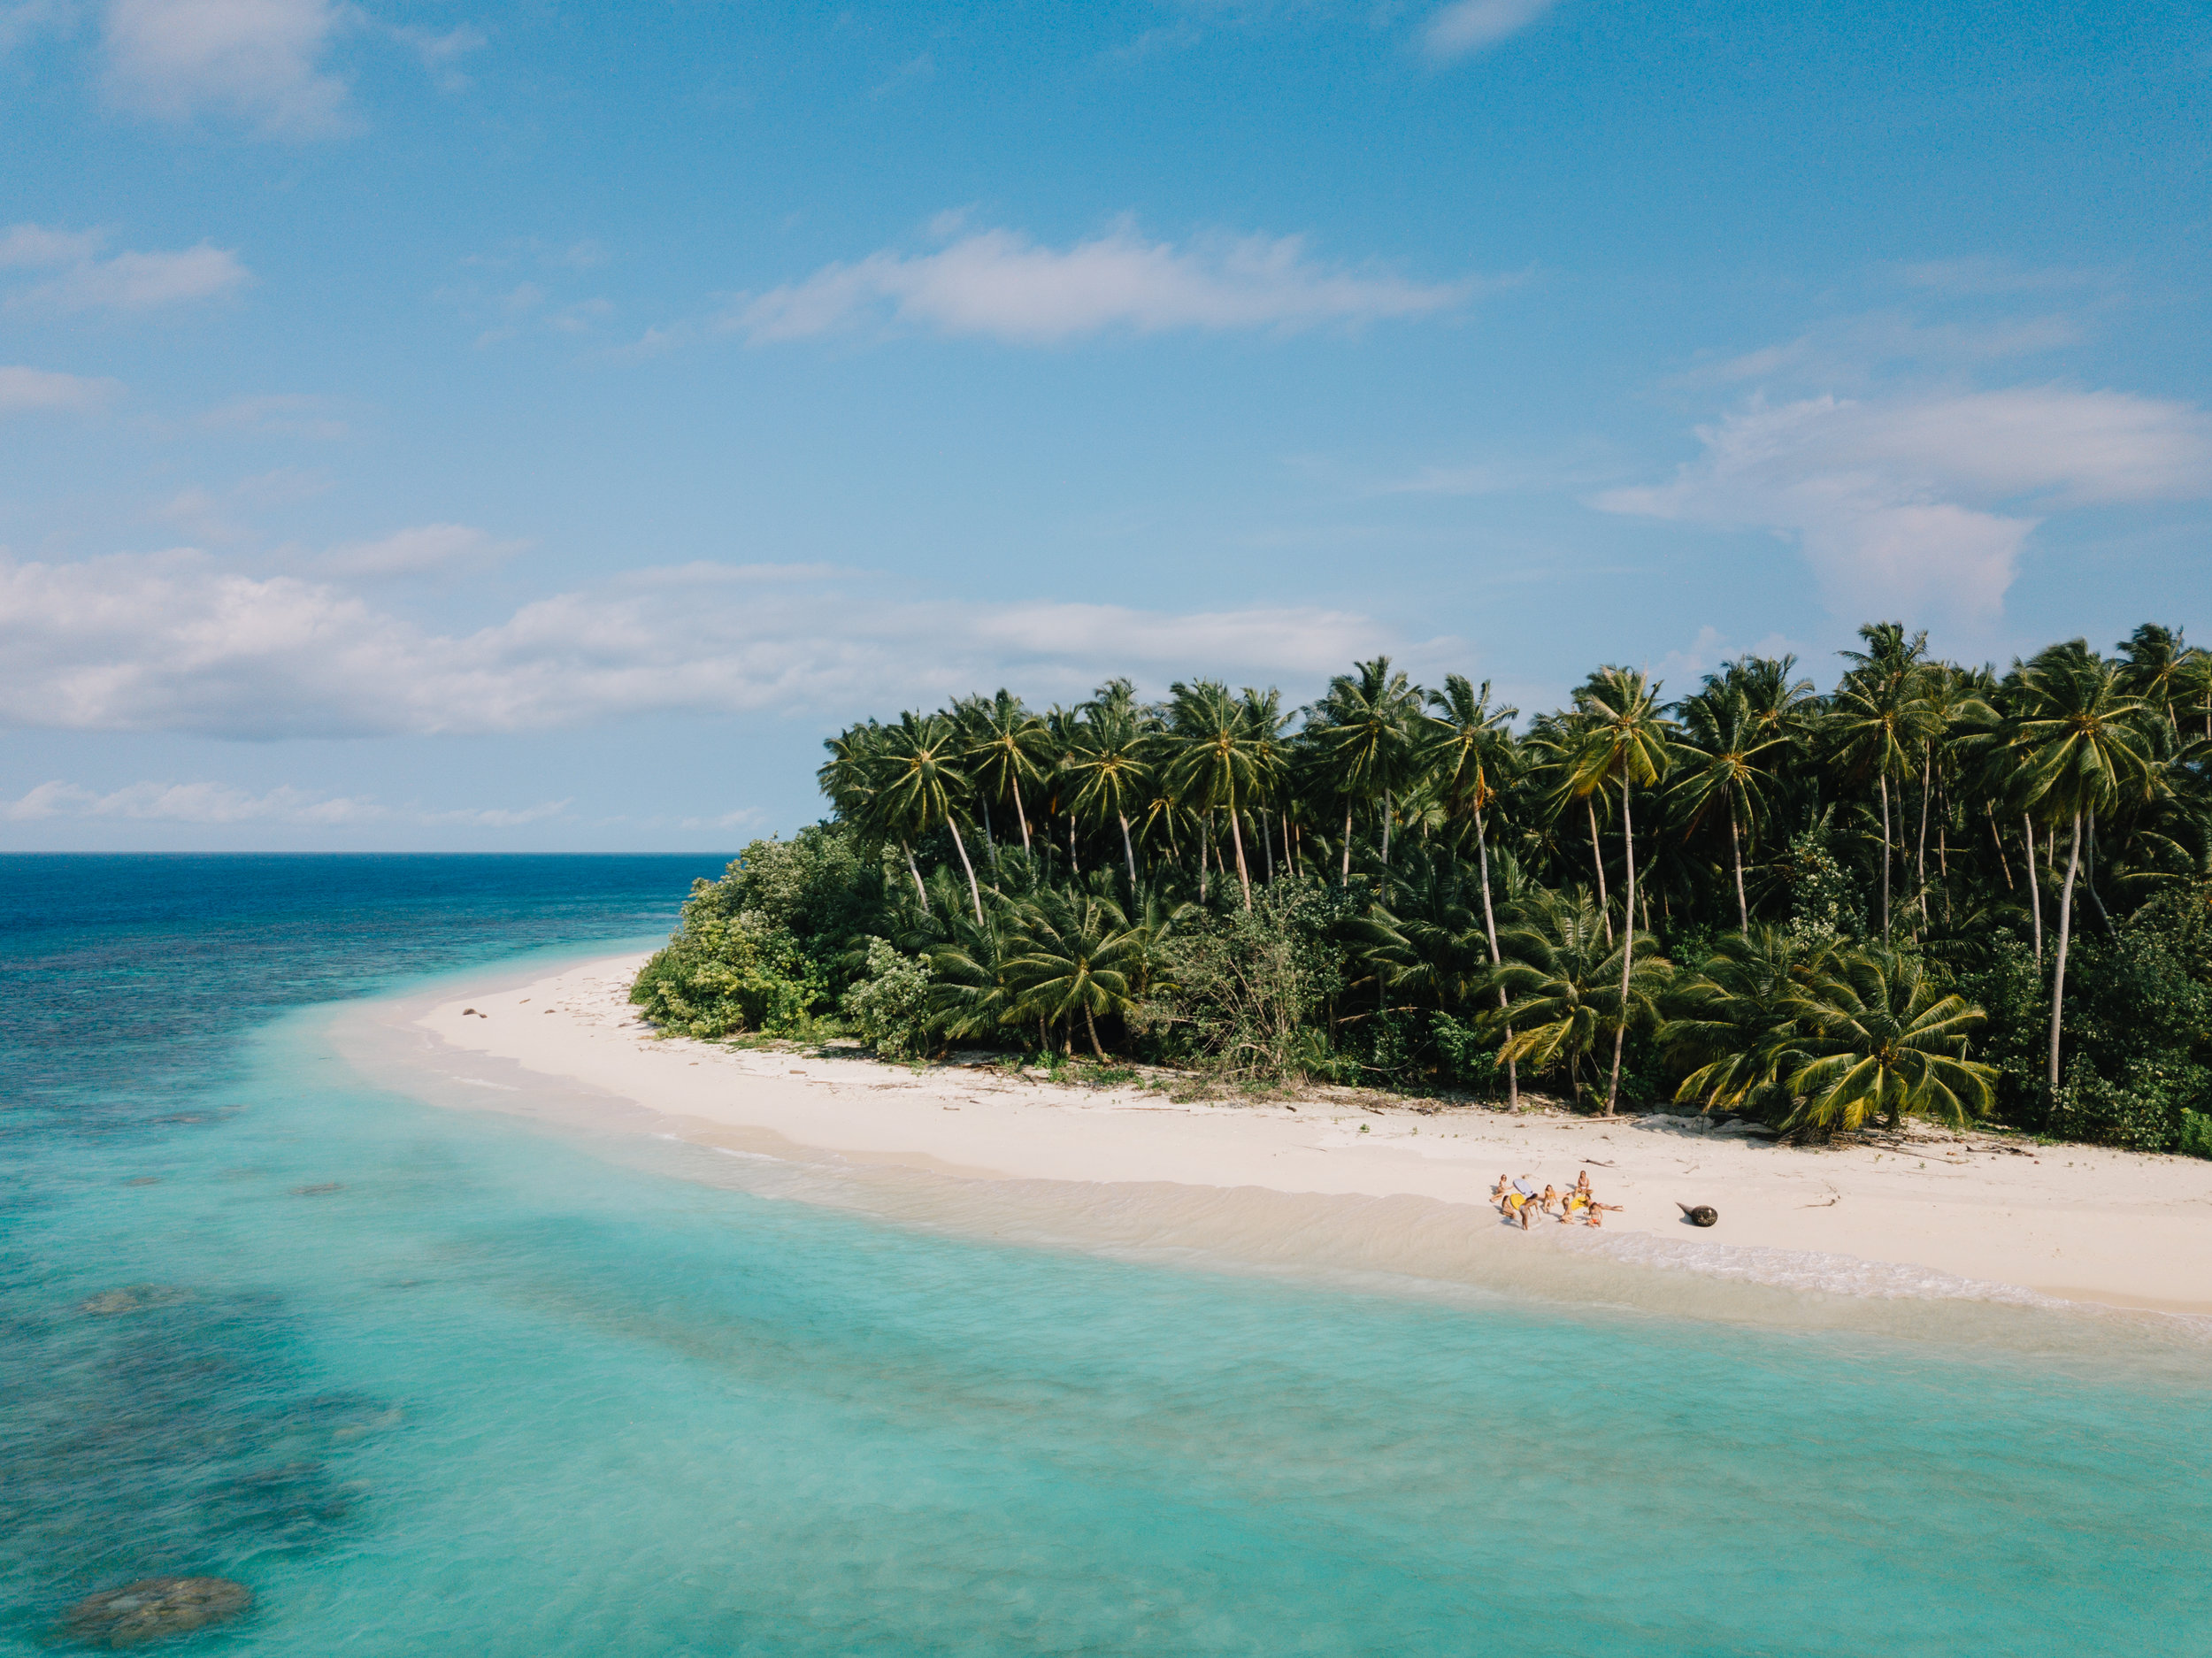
1719;653;1819;744
1829;625;1939;942
962;690;1048;857
1670;686;1786;934
1563;666;1674;1114
2006;642;2156;1098
1165;679;1271;910
875;710;987;926
1659;925;1835;1115
1006;886;1148;1059
1305;656;1421;884
1422;673;1522;1105
1526;708;1613;940
1064;680;1156;887
2116;623;2193;735
1781;948;1997;1133
926;905;1021;1044
1238;686;1292;883
1483;889;1669;1109
1352;848;1497;1013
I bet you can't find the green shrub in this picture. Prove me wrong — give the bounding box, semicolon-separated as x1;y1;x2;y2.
2050;1055;2212;1153
2179;1109;2212;1160
1138;879;1351;1078
839;938;935;1060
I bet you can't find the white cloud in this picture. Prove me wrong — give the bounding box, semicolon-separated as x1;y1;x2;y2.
733;220;1476;345
103;0;351;138
318;522;528;579
1681;311;2083;389
0;365;123;413
1425;0;1559;60
0;224;107;267
1;223;251;313
198;391;347;438
0;550;1444;739
153;467;327;541
1596;386;2212;625
393;21;483;92
3;778;569;826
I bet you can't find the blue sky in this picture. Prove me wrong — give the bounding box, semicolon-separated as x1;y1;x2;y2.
2;0;2207;849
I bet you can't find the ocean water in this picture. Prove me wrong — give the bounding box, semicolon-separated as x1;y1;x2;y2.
4;856;2208;1654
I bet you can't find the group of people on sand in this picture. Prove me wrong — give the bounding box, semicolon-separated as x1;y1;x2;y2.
1492;1171;1622;1230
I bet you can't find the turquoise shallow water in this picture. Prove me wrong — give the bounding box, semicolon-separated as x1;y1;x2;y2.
4;857;2209;1654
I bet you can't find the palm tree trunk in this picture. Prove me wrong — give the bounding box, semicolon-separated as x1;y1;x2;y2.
1013;789;1032;855
946;822;985;925
1916;751;1932;927
979;797;996;864
1340;803;1354;886
1987;805;2014;890
2047;811;2083;1104
1229;805;1253;910
2082;811;2115;939
1118;813;1138;887
1586;798;1613;944
1729;797;1748;936
1260;810;1274;881
2023;812;2043;964
1605;779;1637;1116
1475;810;1518;1109
1084;1004;1106;1062
1380;790;1392;868
1877;771;1893;942
903;843;929;911
1282;812;1294;878
1068;813;1079;876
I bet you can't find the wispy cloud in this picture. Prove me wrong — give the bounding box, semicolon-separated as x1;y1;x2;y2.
0;365;124;414
197;391;348;438
1;221;250;313
0;551;1449;739
1595;386;2212;625
316;522;528;579
392;21;484;93
731;219;1479;345
4;778;570;826
102;0;353;138
1425;0;1559;61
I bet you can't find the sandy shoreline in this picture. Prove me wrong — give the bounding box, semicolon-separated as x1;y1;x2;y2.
393;951;2212;1317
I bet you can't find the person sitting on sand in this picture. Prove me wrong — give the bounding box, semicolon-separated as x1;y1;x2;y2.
1500;1178;1542;1229
1540;1184;1564;1217
1558;1186;1591;1223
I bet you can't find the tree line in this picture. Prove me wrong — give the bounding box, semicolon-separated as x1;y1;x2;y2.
633;622;2212;1151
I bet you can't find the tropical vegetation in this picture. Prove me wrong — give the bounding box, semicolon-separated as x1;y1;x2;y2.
633;623;2212;1150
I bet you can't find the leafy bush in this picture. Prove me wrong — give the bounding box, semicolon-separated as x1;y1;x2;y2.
2051;1056;2212;1153
2180;1109;2212;1160
2039;889;2212;1148
840;938;935;1060
630;916;826;1039
1137;879;1349;1078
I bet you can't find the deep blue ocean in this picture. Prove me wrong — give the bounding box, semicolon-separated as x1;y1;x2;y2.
3;855;2207;1655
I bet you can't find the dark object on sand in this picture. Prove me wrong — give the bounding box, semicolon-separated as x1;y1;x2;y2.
1678;1203;1718;1227
64;1577;250;1647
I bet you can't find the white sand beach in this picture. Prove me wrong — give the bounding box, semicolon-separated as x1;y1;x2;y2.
403;951;2212;1317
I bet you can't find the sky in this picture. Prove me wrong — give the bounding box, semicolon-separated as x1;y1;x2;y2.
1;0;2207;850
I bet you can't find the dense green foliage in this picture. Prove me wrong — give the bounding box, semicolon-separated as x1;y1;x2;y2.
636;625;2212;1148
